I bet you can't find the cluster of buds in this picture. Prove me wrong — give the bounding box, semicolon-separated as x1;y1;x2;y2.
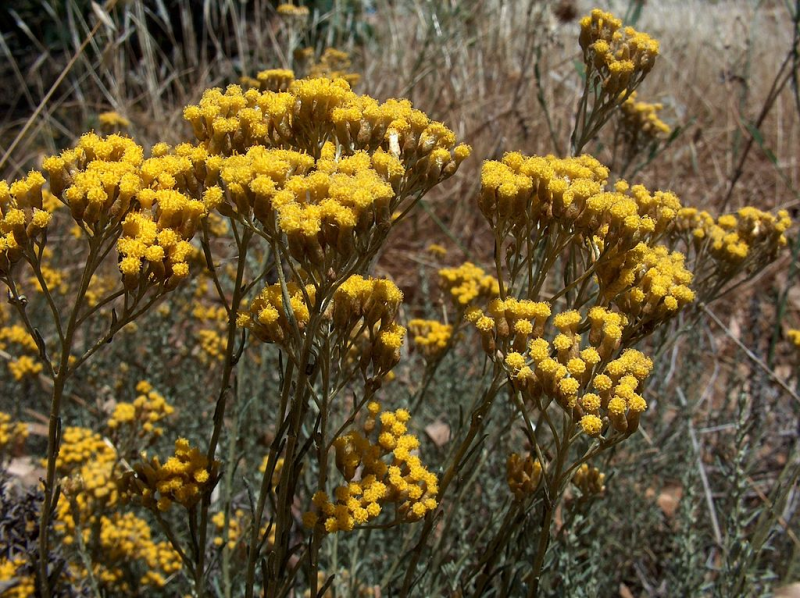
124;437;220;511
182;79;469;186
276;3;309;22
579;9;659;95
244;68;296;92
572;464;606;496
243;275;407;380
670;206;792;303
408;319;453;363
480;305;653;438
0;411;28;459
212;508;274;552
304;403;437;533
98;111;131;132
0;323;43;381
467;297;551;355
0;172;52;273
107;380;174;440
596;242;695;330
480;152;681;250
240;282;313;346
438;262;500;308
0;558;34;596
52;427;120;543
619;91;671;146
333;276;406;379
506;453;543;500
306;48;361;86
84;512;182;590
42;133;143;231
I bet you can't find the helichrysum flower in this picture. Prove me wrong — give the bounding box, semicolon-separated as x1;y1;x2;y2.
307;48;361;87
674;206;791;298
125;437;220;511
107;380;174;438
98;111;131;130
0;171;51;272
788;329;800;349
620;92;671;139
439;262;500;308
42;133;144;230
305;404;437;533
0;557;34;597
408;319;453;363
572;463;606;496
62;511;182;590
0;411;28;458
579;9;659;95
479;304;654;437
507;453;543;500
212;508;274;552
480;152;680;245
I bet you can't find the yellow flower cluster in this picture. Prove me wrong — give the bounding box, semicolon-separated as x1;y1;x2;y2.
579;9;659;95
213;509;245;550
332;275;403;329
41;135;209;291
0;557;34;597
108;380;174;438
197;328;227;362
84;512;182;590
98;111;131;130
438;262;500;307
277;3;309;18
182;79;469;178
50;426;182;591
572;463;606;496
0;323;43;381
788;329;800;349
85;274;118;307
53;427;119;544
127;437;220;511
42;133;143;231
240;281;315;345
55;427;118;501
0;171;51;273
307;48;361;87
506;453;543;500
247;47;360;92
483;305;653;437
181;78;467;280
304;403;438;533
117;151;207;290
243;275;407;378
620;92;671;139
212;508;275;552
0;411;27;457
596;243;695;328
7;355;43;381
332;276;407;379
408;319;453;362
247;68;296;92
480;153;680;247
468;297;551;355
677;206;791;274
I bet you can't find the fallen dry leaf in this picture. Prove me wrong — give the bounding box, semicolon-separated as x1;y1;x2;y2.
657;483;684;518
425;420;451;447
619;583;634;598
775;584;800;598
6;457;45;487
